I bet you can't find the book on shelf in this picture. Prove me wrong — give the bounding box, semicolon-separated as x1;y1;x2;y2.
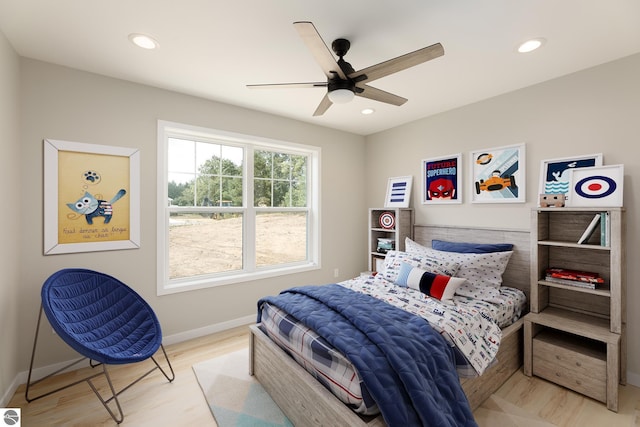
544;276;597;289
545;267;604;284
577;213;601;244
600;211;610;246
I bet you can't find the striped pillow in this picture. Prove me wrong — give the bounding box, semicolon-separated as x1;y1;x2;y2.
395;262;466;302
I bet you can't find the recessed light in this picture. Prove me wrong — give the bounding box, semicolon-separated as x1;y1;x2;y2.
361;108;375;115
129;33;159;50
517;38;545;53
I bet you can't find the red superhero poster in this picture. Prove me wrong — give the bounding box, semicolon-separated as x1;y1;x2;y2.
422;154;462;204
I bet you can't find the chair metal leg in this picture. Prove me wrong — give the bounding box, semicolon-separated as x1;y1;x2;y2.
26;306;99;403
26;306;176;424
152;344;176;382
87;365;124;424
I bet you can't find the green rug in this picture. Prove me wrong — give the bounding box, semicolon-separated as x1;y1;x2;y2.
192;348;293;427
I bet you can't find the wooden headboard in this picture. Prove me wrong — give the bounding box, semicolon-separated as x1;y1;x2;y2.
413;224;531;299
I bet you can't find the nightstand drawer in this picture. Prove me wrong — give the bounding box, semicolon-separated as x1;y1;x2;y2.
532;329;606;402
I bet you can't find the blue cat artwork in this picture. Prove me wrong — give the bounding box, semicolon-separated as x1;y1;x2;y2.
66;189;127;224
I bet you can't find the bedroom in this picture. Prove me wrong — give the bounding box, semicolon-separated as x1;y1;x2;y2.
1;1;640;425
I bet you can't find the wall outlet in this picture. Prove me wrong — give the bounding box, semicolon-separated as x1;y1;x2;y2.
333;268;339;278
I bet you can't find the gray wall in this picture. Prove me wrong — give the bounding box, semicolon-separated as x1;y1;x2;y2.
366;53;640;383
12;59;366;372
0;29;21;403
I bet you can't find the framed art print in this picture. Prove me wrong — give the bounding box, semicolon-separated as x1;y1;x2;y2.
539;153;603;206
422;153;461;204
470;143;525;203
44;139;141;254
566;164;624;207
384;176;413;208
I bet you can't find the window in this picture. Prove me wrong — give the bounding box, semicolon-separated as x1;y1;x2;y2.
157;121;320;294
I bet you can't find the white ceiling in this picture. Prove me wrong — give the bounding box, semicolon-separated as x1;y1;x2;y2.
1;1;640;135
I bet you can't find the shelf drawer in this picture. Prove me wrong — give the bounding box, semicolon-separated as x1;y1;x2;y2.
532;329;606;403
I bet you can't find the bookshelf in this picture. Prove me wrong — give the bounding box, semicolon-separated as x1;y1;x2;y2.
524;207;625;411
368;208;414;272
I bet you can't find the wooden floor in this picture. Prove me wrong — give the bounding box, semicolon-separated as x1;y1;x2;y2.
8;324;640;426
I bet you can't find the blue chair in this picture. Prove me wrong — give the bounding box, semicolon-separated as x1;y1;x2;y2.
26;268;175;424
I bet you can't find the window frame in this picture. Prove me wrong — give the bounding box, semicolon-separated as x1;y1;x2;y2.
157;120;320;295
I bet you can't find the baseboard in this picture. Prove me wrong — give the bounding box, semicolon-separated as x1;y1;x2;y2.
626;370;640;388
0;314;256;407
162;314;255;345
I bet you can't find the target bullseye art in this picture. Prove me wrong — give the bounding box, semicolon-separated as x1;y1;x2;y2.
574;175;616;199
566;165;624;207
379;212;396;229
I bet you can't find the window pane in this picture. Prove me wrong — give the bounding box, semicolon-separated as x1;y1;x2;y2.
168;138;195;174
291;180;307;207
196;142;220;172
195;175;220;206
254;150;272;179
221;176;242;206
273;181;290;207
256;212;307;267
273;153;290;180
169;212;243;279
254;179;271;207
222;145;243;176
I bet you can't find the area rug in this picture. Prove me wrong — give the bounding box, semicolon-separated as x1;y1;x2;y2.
193;348;293;427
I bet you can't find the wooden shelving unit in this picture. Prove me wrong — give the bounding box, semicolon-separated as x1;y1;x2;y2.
524;207;625;411
368;208;414;272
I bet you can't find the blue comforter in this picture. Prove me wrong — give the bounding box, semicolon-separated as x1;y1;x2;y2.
257;284;477;427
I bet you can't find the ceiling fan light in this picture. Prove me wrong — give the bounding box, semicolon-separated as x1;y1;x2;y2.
328;88;355;104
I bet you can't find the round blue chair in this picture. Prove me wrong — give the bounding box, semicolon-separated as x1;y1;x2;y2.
26;268;175;424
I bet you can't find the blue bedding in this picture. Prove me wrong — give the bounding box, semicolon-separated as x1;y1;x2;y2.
257;284;477;427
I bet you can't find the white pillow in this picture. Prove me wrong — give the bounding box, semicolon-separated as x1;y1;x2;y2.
395;262;466;302
380;250;460;284
404;238;512;289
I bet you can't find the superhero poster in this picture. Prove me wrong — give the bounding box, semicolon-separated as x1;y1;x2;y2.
422;154;462;204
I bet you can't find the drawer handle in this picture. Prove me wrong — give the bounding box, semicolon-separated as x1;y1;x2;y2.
555;355;561;360
576;380;582;385
575;361;582;367
555;372;561;377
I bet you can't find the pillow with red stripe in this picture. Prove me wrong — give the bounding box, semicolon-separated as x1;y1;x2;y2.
395;262;466;302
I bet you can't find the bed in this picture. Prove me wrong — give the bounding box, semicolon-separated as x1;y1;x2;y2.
249;224;530;426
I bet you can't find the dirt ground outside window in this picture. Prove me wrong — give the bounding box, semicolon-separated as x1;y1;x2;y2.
169;213;307;279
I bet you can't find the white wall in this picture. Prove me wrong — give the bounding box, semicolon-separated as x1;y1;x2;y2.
15;59;367;368
365;53;640;382
0;29;21;403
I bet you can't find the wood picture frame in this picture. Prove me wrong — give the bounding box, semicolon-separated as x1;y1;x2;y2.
44;139;140;254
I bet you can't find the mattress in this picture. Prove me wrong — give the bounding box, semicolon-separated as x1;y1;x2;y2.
258;275;527;415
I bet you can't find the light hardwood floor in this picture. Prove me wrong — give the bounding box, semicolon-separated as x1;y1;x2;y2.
8;324;640;426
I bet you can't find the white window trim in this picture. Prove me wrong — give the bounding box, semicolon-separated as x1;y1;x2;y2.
157;120;321;295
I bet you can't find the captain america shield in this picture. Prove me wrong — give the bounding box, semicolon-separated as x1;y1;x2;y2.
574;175;617;199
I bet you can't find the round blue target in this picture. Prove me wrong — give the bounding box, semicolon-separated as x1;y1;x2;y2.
574;175;617;199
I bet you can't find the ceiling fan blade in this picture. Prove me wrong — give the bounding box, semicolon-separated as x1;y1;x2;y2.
355;84;407;106
350;42;444;83
313;93;333;116
294;21;347;80
247;82;327;89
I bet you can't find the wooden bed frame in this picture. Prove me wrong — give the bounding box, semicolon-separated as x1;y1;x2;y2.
249;224;530;426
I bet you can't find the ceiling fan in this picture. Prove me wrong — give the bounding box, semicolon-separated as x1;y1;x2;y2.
247;21;444;116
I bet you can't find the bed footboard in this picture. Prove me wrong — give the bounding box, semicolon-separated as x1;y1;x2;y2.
249;324;385;426
249;319;523;426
